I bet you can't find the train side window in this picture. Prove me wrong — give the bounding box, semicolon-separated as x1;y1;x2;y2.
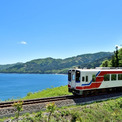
104;74;110;81
118;74;122;80
92;75;96;82
82;77;85;82
111;74;116;81
86;76;88;82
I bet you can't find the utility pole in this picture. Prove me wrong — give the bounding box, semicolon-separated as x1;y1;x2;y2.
115;45;119;67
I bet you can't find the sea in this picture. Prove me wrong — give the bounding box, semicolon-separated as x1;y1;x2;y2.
0;74;67;101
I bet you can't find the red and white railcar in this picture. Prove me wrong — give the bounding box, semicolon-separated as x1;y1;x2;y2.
68;67;122;95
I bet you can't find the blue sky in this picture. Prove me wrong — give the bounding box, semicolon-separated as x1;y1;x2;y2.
0;0;122;64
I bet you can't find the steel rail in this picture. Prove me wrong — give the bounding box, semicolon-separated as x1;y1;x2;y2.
0;90;121;109
0;95;77;108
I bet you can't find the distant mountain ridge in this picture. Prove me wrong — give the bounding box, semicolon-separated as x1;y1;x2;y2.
0;63;23;70
0;52;113;74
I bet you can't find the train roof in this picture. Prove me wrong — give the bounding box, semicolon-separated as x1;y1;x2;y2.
69;67;122;72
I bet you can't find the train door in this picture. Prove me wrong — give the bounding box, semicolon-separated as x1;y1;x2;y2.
71;70;76;88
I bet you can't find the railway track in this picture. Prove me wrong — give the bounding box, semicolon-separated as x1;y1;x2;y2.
0;95;79;108
0;90;121;109
0;92;121;118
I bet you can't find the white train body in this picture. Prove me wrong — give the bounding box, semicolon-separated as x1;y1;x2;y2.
68;68;122;95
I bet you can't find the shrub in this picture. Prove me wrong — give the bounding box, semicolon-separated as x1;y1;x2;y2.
46;102;56;122
12;101;23;122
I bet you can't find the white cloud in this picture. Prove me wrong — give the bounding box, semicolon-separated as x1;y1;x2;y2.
20;41;27;45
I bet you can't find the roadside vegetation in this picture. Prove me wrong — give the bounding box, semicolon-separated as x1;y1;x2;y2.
1;97;122;122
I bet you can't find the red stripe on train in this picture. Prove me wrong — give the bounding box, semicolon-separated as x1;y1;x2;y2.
68;84;71;88
99;71;122;76
76;82;101;90
96;77;104;82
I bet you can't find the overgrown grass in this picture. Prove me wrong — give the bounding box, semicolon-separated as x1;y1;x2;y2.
1;97;122;122
21;85;72;100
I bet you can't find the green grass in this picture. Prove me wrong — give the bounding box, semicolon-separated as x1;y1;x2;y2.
21;85;72;100
1;97;122;122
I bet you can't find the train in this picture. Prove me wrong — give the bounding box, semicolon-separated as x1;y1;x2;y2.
68;67;122;95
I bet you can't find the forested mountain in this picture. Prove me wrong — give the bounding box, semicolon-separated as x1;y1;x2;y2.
0;52;113;74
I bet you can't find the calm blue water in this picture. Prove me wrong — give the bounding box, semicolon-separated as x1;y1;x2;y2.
0;74;67;101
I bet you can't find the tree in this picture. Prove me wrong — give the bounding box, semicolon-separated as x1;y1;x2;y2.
115;46;119;67
100;60;110;67
111;55;115;67
118;48;122;67
101;47;122;67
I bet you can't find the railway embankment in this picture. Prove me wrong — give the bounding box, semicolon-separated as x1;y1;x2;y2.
1;95;122;121
0;92;122;120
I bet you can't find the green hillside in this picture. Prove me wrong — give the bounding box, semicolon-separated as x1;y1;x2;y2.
0;63;23;70
0;52;113;74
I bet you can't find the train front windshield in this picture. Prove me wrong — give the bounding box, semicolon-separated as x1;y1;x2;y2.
68;70;71;81
76;70;80;82
68;70;80;82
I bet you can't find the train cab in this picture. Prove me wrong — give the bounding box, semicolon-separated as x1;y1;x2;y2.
68;69;94;95
68;69;85;95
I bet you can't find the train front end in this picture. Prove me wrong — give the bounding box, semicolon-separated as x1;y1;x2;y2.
68;69;83;95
